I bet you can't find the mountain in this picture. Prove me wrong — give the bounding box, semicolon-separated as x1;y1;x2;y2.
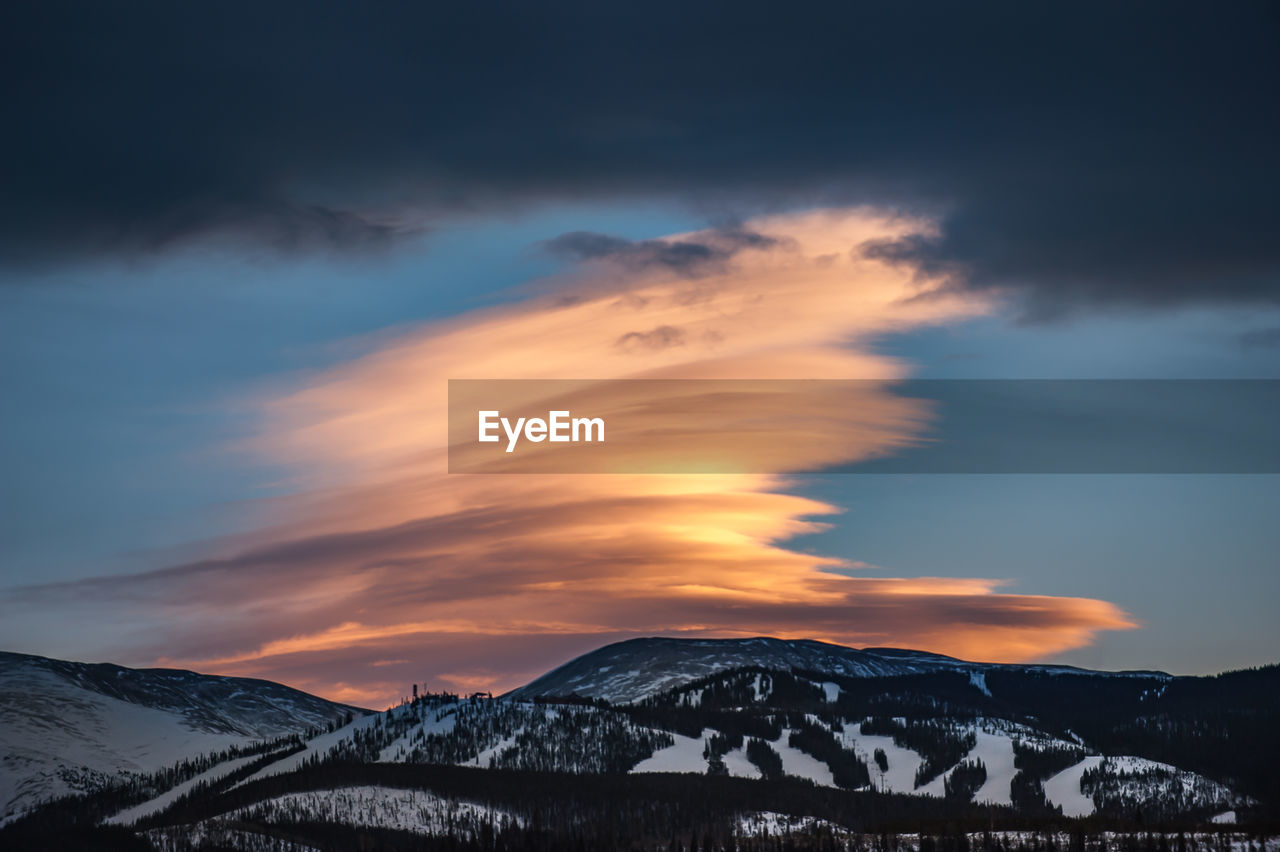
2;639;1278;849
0;651;365;819
507;636;1167;704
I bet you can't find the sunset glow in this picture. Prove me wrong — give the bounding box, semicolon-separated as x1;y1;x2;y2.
0;209;1144;708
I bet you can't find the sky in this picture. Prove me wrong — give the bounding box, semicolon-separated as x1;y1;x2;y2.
1;2;1278;708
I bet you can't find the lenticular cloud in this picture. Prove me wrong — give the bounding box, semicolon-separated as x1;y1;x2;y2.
11;209;1136;707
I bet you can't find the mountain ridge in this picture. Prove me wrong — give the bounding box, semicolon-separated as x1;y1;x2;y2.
0;650;363;818
507;636;1173;704
2;640;1277;846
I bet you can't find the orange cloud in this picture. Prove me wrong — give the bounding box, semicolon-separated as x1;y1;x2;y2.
7;209;1136;709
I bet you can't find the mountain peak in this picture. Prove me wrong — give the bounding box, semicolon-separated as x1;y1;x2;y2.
508;636;1167;704
0;650;363;817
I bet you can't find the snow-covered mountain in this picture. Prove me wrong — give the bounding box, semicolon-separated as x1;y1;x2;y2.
0;651;363;819
110;694;1245;847
65;663;1261;848
508;636;1168;704
2;639;1276;849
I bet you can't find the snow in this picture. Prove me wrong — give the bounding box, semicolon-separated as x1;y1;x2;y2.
737;810;847;837
627;728;766;780
216;786;517;835
774;732;836;787
1090;755;1238;810
722;746;761;779
915;768;947;797
631;729;709;774
467;730;522;767
106;753;265;825
966;729;1016;806
0;665;249;817
1041;754;1239;819
633;727;854;788
3;640;1243;834
1106;755;1177;774
838;721;1031;804
1212;810;1237;824
1044;755;1104;817
511;637;1170;704
0;651;355;820
377;705;457;762
840;721;929;795
235;713;383;785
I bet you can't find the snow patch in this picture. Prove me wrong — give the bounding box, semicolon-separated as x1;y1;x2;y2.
630;729;708;774
965;728;1016;806
1044;755;1104;817
106;753;264;825
775;731;836;787
841;721;929;795
221;786;517;835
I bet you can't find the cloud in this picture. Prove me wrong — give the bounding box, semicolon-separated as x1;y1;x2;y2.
544;229;780;277
1239;328;1280;351
616;325;686;351
3;2;1277;315
1;209;1136;707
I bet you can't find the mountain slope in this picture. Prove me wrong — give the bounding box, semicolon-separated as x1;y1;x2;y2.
0;651;364;819
507;636;1167;704
3;640;1276;848
65;664;1263;846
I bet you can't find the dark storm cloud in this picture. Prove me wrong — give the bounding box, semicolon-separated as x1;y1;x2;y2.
2;0;1277;314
